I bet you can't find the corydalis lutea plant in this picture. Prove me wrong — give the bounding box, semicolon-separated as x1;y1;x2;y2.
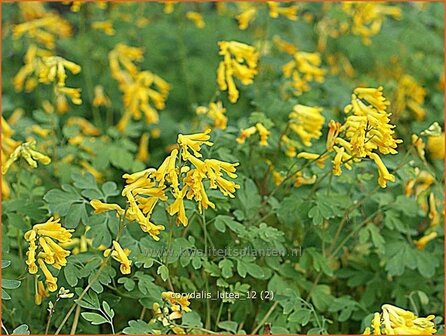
363;304;437;335
299;86;402;188
90;129;240;239
24;218;73;297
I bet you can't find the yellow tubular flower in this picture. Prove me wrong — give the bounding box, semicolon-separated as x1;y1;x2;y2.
289;104;325;146
137;132;150;163
2;140;51;174
326;120;342;150
297;152;327;169
37;259;57;292
32;217;74;243
268;2;298;20
428;192;440;227
24;231;38;274
427;133;444;160
90;199;124;216
66;117;100;136
217;41;259;103
177;129;213;159
91;21;115;35
105;241;132;275
236;126;257;144
283;50;326;95
236;7;257;30
414;231;438;250
411;134;425;160
186;11;205;29
35;279;49;305
44;237;70;268
332;146;344;176
92;85;111;107
167;187;188;226
207;101;227;130
369;153;395;188
255;123;270;146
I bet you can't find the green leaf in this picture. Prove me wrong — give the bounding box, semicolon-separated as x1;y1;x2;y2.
81;312;108;325
75;290;100;310
64;264;79;287
288;309;311;325
157;265;169;282
103;301;115;319
118;277;136;291
2;260;11;269
218;321;238;333
219;259;234;279
12;324;30;335
2;288;11;300
2;279;21;289
122;320;152;334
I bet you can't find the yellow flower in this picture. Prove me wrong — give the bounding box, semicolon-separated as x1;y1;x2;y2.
167;187;188;226
184;169;215;211
154;149;179;192
273;36;298;55
90;199;124;216
25;231;38;274
332;146;344;176
267;2;298;20
326;120;342;150
369;153;395;188
296;152;327;169
177;129;213;159
186;11;205;29
236;7;257;30
55;86;82;105
255;123;270;146
164;1;176;14
43;237;71;269
38;56;81;87
236;126;257;144
35;279;49;305
207;101;227;130
289;104;325;146
283;50;325;95
66;117;100;136
217;41;259;103
427;133;444;160
105;241;132;275
411;134;425;160
414;231;438;250
428;192;440;227
162;291;192;313
91;21;115;36
137;132;150;163
32;217;74;243
394;75;426;121
380;304;436;335
37;259;57;292
2;140;51;174
92;85;111;107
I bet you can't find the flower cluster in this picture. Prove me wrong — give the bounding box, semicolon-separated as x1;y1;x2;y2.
196;101;228;130
2;139;51;175
298;87;402;188
91;130;239;240
342;3;401;45
337;87;401;187
217;41;259;103
282;50;326;95
236;123;270;146
24;218;73;297
394;75;426;121
288;104;325;147
1;117;21;197
104;241;132;275
149;292;192;333
13;45;82;107
109;43;171;131
363;304;437;335
13;2;72;49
